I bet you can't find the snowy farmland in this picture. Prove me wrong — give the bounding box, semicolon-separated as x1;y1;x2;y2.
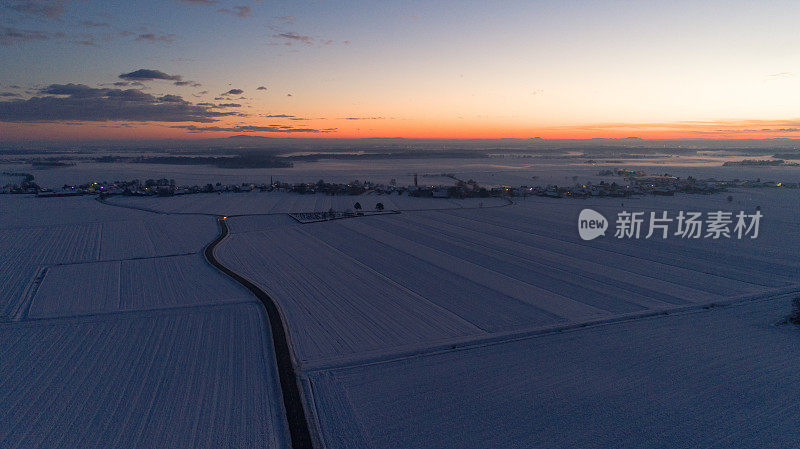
0;195;224;319
106;190;507;216
0;194;291;448
0;303;289;448
27;254;252;319
215;189;799;367
279;188;797;448
2;178;798;448
306;293;800;448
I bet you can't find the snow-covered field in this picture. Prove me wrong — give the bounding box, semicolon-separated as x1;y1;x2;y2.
0;194;290;448
306;293;800;448
2;160;798;448
0;303;289;448
28;254;252;319
215;227;482;363
0;195;228;319
215;189;799;368
0;194;146;228
107;191;507;215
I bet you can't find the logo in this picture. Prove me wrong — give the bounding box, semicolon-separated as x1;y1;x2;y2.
578;209;608;240
612;210;762;239
577;209;762;241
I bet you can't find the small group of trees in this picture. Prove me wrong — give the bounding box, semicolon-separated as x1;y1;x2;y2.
354;202;385;212
323;202;386;220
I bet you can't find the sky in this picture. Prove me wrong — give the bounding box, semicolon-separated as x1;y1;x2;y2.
2;0;800;141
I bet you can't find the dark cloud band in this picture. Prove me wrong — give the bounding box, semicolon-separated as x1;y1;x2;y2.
0;84;236;123
119;69;182;81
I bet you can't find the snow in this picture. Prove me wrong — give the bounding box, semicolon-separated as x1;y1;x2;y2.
1;160;798;447
0;196;218;264
307;293;800;449
2;223;102;265
0;195;150;228
0;194;290;448
0;194;227;319
106;191;507;216
0;303;290;448
95;215;218;260
214;228;481;364
28;254;252;319
216;189;798;368
0;262;43;319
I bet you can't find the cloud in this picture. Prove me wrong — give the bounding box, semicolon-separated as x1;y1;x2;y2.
119;69;182;82
272;31;343;47
217;6;250;18
286;93;292;97
157;94;183;102
173;80;202;87
341;117;385;120
5;0;66;19
221;88;243;96
548;118;800;137
0;83;237;123
0;92;19;97
274;32;314;45
173;124;334;133
710;126;800;134
105;80;143;87
80;21;109;27
215;103;241;108
135;33;176;43
0;27;64;46
180;0;216;4
260;114;317;122
41;83;111;97
256;86;267;90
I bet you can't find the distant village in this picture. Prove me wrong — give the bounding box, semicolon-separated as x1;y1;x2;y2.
2;168;798;199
